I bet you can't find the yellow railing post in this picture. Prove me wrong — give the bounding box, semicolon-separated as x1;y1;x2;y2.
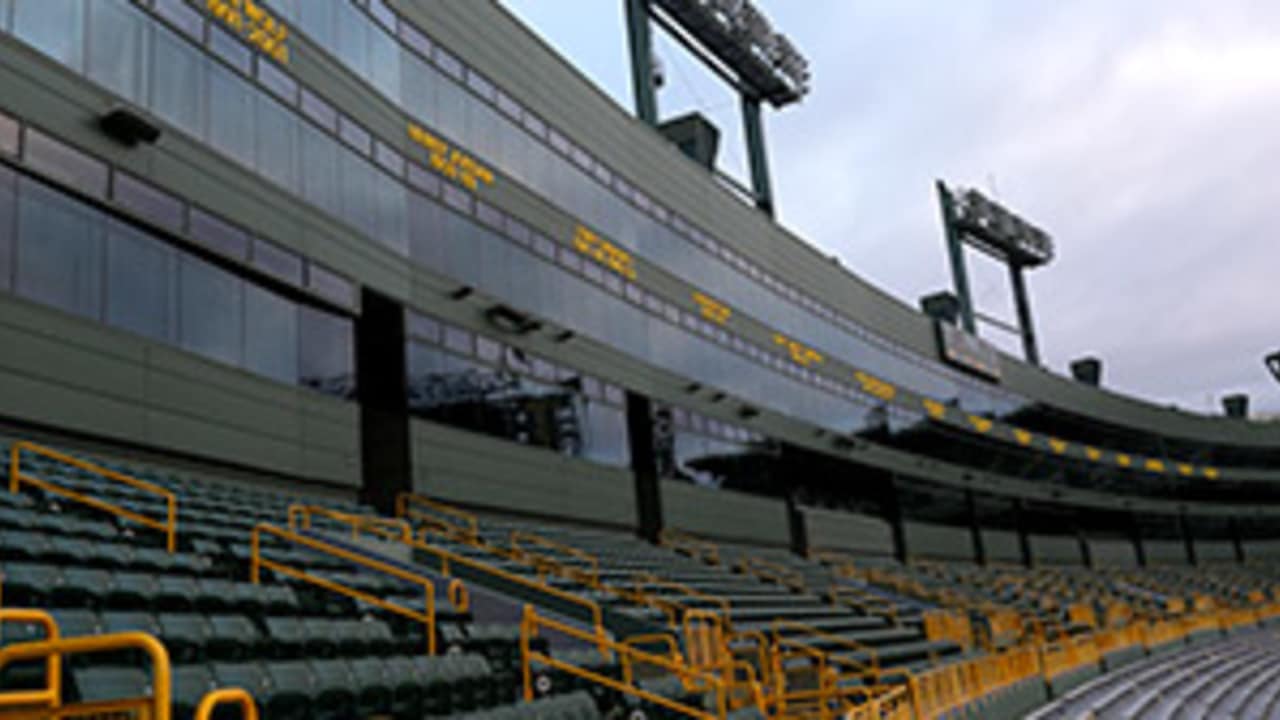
251;522;439;654
195;688;258;720
0;631;171;719
9;441;178;553
0;609;60;710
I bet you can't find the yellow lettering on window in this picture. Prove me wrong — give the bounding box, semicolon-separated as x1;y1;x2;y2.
853;371;896;402
1116;454;1132;467
1084;446;1102;461
1144;458;1166;473
1177;463;1194;477
572;226;637;280
407;123;494;192
772;334;823;367
1013;429;1033;446
691;292;732;325
1048;437;1068;454
209;0;288;63
922;399;946;420
1203;467;1220;480
968;415;993;433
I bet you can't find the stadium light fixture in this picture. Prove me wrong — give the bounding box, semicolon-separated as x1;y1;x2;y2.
1267;351;1280;384
937;180;1055;368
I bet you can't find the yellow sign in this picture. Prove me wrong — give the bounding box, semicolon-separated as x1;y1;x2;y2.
1013;428;1034;446
1048;437;1068;454
1203;467;1220;480
573;226;637;280
1084;446;1102;461
773;334;823;367
1116;454;1132;468
691;292;732;325
208;0;289;64
853;371;896;402
968;415;993;433
1144;458;1166;473
408;123;494;192
923;399;946;420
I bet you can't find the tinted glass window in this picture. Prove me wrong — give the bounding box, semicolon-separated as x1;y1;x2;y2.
22;130;108;199
300;306;354;397
244;284;299;384
106;219;175;342
13;0;84;71
150;24;204;137
255;92;299;193
179;254;243;366
189;208;249;260
0;165;13;291
15;179;103;321
86;0;147;104
207;61;255;168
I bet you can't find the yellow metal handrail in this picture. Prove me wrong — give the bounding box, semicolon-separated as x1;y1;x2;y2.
0;609;59;709
251;522;439;654
738;556;805;591
0;630;171;720
632;574;733;628
196;688;259;720
770;618;880;677
509;530;601;587
396;492;479;542
660;528;721;565
409;528;608;648
9;440;177;553
521;605;760;720
288;504;412;543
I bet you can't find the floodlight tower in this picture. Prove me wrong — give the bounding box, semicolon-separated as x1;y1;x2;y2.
936;180;1055;366
624;0;811;218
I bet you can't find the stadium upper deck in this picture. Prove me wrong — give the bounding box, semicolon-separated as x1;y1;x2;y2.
0;0;1275;562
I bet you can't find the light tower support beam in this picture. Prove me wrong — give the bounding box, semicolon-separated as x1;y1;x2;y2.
937;182;977;333
742;95;775;217
1009;262;1041;366
624;0;658;126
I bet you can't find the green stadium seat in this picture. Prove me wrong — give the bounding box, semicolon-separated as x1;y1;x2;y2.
205;615;263;662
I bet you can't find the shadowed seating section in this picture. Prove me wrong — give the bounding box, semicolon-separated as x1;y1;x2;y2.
4;440;1280;719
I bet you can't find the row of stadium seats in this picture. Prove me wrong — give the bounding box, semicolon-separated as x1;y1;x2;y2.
5;438;1280;719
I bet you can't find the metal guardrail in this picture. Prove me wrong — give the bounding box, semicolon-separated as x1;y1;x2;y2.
397;492;480;542
195;687;259;720
520;605;765;720
250;522;439;654
9;440;177;553
0;629;171;719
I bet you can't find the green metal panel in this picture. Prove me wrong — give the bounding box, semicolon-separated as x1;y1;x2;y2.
410;419;636;529
1145;540;1189;565
0;296;359;487
660;480;789;546
1030;534;1082;565
803;507;893;556
981;529;1023;563
1194;540;1235;563
903;520;973;561
1088;538;1138;568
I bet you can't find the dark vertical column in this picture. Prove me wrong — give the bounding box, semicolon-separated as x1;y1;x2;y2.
1077;529;1093;568
623;0;658;126
786;492;809;558
741;95;775;218
883;476;908;563
1014;500;1033;568
1009;262;1041;366
1180;513;1198;566
965;490;986;565
626;391;663;543
1231;519;1246;564
936;181;975;333
357;289;411;516
1130;514;1147;568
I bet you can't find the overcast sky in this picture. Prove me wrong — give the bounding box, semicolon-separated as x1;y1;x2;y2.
500;1;1280;418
